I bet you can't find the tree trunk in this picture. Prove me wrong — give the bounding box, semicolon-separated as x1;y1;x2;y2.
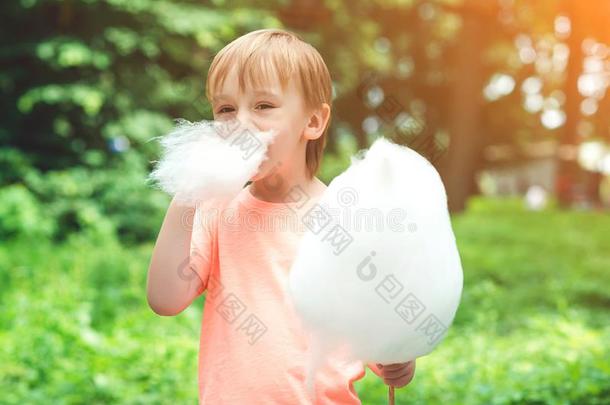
556;0;586;208
440;8;487;213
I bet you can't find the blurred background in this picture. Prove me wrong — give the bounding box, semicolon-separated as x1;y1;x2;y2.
1;0;609;403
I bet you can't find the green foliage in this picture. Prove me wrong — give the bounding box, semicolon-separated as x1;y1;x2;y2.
0;0;282;244
1;198;609;403
318;125;360;184
0;148;35;185
0;151;171;244
0;235;204;403
18;84;106;116
0;184;55;239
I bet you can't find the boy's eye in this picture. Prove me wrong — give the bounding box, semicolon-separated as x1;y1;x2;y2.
217;107;234;114
216;103;274;114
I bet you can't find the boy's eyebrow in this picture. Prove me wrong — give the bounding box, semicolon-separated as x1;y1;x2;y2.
252;89;281;98
212;89;281;103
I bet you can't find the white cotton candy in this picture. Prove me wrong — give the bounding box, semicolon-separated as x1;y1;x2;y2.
147;118;278;206
287;137;463;395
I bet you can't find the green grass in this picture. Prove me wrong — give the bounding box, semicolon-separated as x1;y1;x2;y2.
1;197;609;404
0;234;203;404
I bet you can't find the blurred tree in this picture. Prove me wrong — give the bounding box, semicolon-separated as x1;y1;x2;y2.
0;0;282;171
556;1;610;207
2;0;609;242
0;0;281;242
281;0;500;211
281;0;610;212
441;0;495;212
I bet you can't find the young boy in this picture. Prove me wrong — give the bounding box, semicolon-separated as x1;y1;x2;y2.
147;28;415;404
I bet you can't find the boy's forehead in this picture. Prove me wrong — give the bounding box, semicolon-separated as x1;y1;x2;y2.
211;64;297;102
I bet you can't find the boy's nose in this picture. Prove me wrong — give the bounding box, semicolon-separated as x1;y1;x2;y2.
235;111;261;133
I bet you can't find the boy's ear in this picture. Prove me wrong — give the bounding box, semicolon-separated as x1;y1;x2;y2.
303;103;331;141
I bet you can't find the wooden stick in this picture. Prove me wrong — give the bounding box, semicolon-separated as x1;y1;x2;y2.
389;386;395;405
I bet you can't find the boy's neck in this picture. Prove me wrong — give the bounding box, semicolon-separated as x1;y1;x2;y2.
249;173;326;204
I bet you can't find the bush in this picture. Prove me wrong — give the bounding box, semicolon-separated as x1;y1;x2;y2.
0;184;55;240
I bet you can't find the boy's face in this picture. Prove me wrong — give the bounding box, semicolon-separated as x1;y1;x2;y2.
211;65;321;183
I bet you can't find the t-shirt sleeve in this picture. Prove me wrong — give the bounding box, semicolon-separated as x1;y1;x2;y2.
189;198;218;295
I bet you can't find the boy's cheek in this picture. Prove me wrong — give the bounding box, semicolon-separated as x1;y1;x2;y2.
252;157;277;180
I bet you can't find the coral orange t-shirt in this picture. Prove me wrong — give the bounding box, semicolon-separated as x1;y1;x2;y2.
189;184;366;404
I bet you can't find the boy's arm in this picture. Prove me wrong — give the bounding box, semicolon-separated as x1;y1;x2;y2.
146;196;209;316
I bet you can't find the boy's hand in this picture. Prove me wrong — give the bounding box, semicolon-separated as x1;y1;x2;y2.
373;360;416;388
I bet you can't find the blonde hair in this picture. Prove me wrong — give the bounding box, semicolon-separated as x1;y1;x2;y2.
205;28;332;179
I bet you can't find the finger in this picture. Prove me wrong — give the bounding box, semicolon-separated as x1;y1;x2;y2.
382;365;413;379
385;362;415;380
384;369;415;387
380;363;406;368
382;368;407;379
383;362;414;378
378;363;406;372
384;376;412;388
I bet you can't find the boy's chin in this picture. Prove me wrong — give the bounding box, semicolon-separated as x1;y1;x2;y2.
249;167;267;182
